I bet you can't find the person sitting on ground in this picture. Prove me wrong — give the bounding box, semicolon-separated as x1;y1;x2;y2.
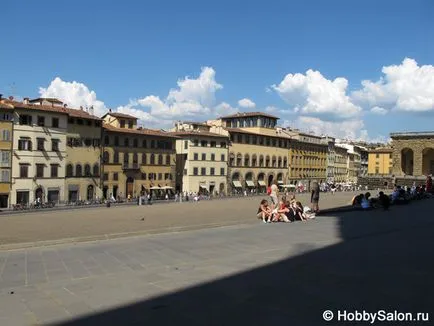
276;198;292;223
257;199;272;223
391;186;401;204
351;194;364;207
378;191;390;210
361;192;372;210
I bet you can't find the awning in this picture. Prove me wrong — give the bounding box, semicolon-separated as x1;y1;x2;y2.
246;180;255;187
281;184;296;188
258;180;266;186
232;181;242;188
199;184;208;190
277;180;284;184
161;186;173;190
150;186;161;190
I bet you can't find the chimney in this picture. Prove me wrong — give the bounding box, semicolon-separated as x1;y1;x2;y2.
9;96;14;101
63;104;68;108
80;106;83;111
23;97;29;104
109;108;112;113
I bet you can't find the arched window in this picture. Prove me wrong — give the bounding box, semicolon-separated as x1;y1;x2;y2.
259;155;264;167
265;156;270;167
124;138;129;147
66;164;73;177
84;164;91;176
236;153;242;166
93;164;99;176
103;151;109;163
76;164;82;177
283;157;287;168
229;153;235;167
244;154;250;167
252;154;257;167
123;152;129;163
150;154;155;165
142;153;147;165
158;154;163;165
113;151;119;163
133;153;138;163
166;154;171;165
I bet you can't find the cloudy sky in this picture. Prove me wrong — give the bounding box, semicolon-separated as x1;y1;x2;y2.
1;0;433;142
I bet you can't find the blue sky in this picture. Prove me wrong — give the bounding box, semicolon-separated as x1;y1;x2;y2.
1;0;433;141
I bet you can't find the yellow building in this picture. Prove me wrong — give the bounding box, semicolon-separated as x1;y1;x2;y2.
210;112;290;194
368;148;393;175
285;131;328;187
65;107;103;202
334;145;349;183
0;99;14;207
171;124;229;195
101;112;177;200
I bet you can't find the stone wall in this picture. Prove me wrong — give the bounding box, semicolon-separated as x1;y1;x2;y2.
392;137;434;176
357;175;427;190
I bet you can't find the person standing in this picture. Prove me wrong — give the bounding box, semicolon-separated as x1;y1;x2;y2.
311;182;320;213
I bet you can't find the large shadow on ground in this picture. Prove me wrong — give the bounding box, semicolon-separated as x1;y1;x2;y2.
55;200;434;326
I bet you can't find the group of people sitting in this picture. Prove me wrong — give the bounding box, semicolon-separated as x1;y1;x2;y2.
257;195;316;223
351;181;433;211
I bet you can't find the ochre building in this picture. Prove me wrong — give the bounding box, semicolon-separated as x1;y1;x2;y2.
368;148;393;175
0;99;13;207
101;112;177;200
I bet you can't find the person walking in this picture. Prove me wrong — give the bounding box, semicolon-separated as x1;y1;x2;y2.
269;181;279;209
311;181;320;213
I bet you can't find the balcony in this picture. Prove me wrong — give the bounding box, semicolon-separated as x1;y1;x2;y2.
122;163;140;170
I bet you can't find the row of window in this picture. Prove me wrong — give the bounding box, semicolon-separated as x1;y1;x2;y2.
103;172;172;181
225;117;276;129
0;113;12;122
18;138;60;151
18;163;60;178
190;167;225;176
67;138;101;148
229;155;288;168
1;129;11;141
375;153;393;159
19;115;60;128
186;140;227;148
103;152;172;165
290;156;327;166
192;153;225;161
104;136;173;149
68;117;102;127
66;164;100;177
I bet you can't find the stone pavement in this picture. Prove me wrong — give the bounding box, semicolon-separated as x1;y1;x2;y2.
0;198;433;325
0;192;357;249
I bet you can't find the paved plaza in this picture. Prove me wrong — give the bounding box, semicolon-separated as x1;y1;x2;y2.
0;196;433;325
0;192;357;249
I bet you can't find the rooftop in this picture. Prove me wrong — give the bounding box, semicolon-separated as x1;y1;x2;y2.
29;97;64;104
390;131;434;138
102;112;138;120
169;130;228;139
219;111;279;120
65;108;101;121
180;121;209;126
103;123;178;138
3;99;68;114
369;147;393;153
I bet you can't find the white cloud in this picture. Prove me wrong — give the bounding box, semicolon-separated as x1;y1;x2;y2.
370;106;388;115
39;77;107;116
271;70;362;119
292;116;364;140
214;102;238;116
138;67;222;118
352;58;434;112
237;98;256;109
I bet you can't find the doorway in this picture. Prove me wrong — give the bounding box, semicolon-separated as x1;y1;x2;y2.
126;177;134;197
268;174;274;186
87;185;94;201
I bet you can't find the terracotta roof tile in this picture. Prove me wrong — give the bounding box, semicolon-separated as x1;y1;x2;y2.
103;123;179;138
65;108;101;120
102;112;138;120
169;131;229;138
4;99;68;114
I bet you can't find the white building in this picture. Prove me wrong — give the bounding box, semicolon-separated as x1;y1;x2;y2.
11;98;68;205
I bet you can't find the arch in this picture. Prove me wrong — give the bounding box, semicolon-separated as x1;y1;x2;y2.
236;153;242;167
219;182;225;194
272;155;277;168
66;164;73;177
142;153;147;165
268;174;274;186
258;172;265;181
113;151;119;164
166;154;171;165
283;156;287;168
277;172;283;183
422;147;434;176
123;152;129;163
87;185;94;201
103;151;109;163
401;148;414;175
133;153;138;164
232;172;240;181
265;155;270;167
76;164;82;177
244;153;250;167
259;155;264;167
251;154;257;167
158;154;163;165
150;154;155;165
229;152;235;166
93;164;99;177
277;156;282;168
84;164;91;177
